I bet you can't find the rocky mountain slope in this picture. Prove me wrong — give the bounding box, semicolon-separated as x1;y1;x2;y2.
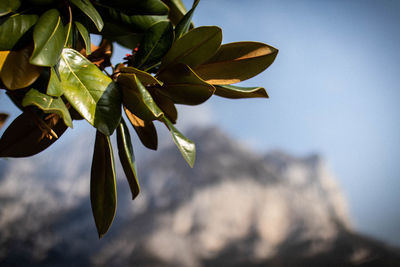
0;126;398;266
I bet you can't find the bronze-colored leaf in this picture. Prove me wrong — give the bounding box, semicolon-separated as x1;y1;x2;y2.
87;39;113;70
0;113;9;129
149;87;177;123
124;107;158;150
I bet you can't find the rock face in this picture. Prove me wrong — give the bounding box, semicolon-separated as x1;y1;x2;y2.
0;127;398;267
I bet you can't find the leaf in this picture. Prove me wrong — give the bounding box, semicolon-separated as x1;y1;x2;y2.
0;0;20;17
75;21;91;55
99;0;169;15
108;8;168;32
58;48;121;136
174;0;199;40
0;113;8;129
90;130;117;238
161;0;187;25
214;85;269;99
22;89;72;127
157;64;215;105
71;0;104;32
124;107;158;150
194;42;278;85
0;51;9;71
0;14;38;50
133;20;173;70
116;119;140;200
118;73;163;121
0;111;67;157
149;88;177;123
159;26;222;70
87;39;112;69
30;9;65;67
47;66;62;97
162;116;195;167
120;67;162;86
1;45;42;90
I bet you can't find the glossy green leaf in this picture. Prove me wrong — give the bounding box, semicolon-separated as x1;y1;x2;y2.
108;8;168;32
133;20;173;70
91;130;117;238
0;111;67;157
0;14;38;50
116;119;140;200
118;73;163;121
47;66;62;97
63;22;73;48
71;0;104;32
124;107;158;150
214;85;269;99
58;48;121;135
161;0;187;25
75;21;91;55
30;9;65;66
157;64;215;105
1;45;42;90
0;0;20;17
22;89;72;127
162;116;195;167
159;26;222;70
120;67;162;86
174;0;199;40
99;0;169;15
194;42;278;85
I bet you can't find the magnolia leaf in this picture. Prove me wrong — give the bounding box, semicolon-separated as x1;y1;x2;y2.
75;21;91;55
214;85;269;99
58;48;121;136
118;73;163;121
194;42;278;85
133;20;173;70
0;0;20;17
22;89;72;127
120;67;162;86
116;119;140;200
0;111;67;157
0;14;38;50
91;130;117;238
0;113;8;129
71;0;104;31
174;0;199;40
0;51;9;72
30;9;65;66
162;116;195;167
159;26;222;70
161;0;187;25
150;88;177;123
157;64;215;105
99;0;168;15
108;8;168;32
1;45;42;90
87;39;112;69
47;66;62;97
124;107;158;150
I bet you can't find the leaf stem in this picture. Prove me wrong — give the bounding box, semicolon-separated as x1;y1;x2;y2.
64;5;72;48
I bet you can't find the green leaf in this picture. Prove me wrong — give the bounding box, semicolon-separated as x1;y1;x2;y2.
150;88;177;123
0;14;38;50
75;21;91;55
116;119;140;200
22;89;72;127
47;66;63;97
71;0;104;32
99;0;169;15
58;48;121;136
1;45;42;90
118;73;163;121
214;85;269;99
124;107;158;150
133;20;173;70
108;8;168;32
120;67;163;86
174;0;199;40
159;26;222;70
162;116;195;167
30;9;65;67
0;0;20;17
161;0;187;25
0;111;67;157
91;130;117;238
194;41;278;85
157;64;215;105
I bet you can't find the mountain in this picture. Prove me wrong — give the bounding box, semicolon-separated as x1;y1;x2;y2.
0;126;399;267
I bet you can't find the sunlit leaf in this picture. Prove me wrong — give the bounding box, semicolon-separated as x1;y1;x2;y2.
75;21;91;55
116;119;140;200
71;0;104;31
214;85;269;99
0;0;20;17
159;26;222;70
0;14;38;50
124;107;158;150
161;0;187;25
87;39;112;69
174;0;199;40
0;51;10;72
58;48;121;136
90;130;117;238
157;64;215;105
194;41;278;84
162;116;195;167
22;89;72;127
120;67;163;86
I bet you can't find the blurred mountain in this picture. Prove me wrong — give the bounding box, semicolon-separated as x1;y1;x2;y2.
0;126;399;267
